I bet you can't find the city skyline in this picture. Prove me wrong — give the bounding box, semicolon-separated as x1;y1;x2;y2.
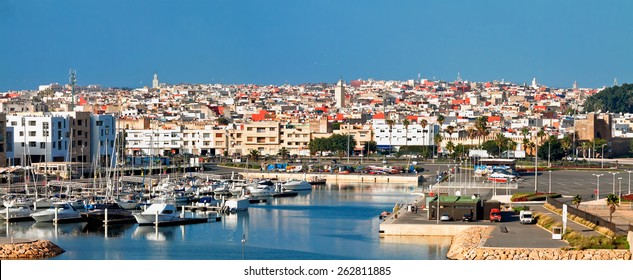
1;0;632;91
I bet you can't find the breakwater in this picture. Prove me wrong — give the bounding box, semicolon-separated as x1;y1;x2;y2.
0;239;65;259
446;227;632;260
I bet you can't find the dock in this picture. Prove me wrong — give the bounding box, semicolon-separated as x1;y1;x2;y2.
138;216;220;227
272;191;298;197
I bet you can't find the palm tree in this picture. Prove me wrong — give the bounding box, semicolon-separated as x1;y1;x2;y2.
467;127;477;146
434;134;443;158
278;147;290;161
475;116;488;147
386;119;395;156
580;142;590;158
435;115;444;160
402;119;410;149
420;119;429;159
572;195;582;208
445;125;455;139
606;194;620;222
446;140;455;159
248;149;260;162
494;133;506;157
522;138;531;156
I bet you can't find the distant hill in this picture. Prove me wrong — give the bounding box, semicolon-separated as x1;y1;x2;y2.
583;83;633;113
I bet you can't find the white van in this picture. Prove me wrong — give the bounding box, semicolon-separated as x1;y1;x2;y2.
519;210;533;224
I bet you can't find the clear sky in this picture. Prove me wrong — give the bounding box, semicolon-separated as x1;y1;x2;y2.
1;0;632;91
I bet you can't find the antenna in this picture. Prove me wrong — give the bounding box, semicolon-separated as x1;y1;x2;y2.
69;69;76;111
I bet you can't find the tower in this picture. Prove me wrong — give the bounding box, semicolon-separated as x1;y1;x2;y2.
335;78;345;108
573;80;578;90
153;73;159;88
531;77;537;88
69;69;76;111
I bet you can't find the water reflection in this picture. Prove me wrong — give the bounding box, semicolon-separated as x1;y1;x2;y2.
132;225;177;241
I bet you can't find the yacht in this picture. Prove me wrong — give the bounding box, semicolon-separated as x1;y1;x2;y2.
0;201;33;221
133;199;180;225
81;203;135;225
30;202;82;223
246;183;279;197
282;179;312;191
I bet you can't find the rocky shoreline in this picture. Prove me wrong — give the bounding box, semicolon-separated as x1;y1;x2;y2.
0;240;65;259
447;227;632;260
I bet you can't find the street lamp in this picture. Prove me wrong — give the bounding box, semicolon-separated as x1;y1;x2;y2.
628;170;633;195
609;172;619;194
548;170;552;193
601;144;607;169
592;173;603;200
618;177;622;197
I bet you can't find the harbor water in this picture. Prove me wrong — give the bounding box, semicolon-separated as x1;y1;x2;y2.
1;183;451;260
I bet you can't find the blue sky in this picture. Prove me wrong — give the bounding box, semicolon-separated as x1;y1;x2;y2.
1;0;632;91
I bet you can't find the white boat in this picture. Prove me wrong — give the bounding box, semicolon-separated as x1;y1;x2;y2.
2;194;33;208
246;184;279;197
225;197;249;211
30;202;81;223
115;198;139;210
282;179;312;191
133;201;180;225
0;201;33;221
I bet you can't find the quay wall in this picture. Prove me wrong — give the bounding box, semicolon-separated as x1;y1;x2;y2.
241;172;422;185
0;239;64;259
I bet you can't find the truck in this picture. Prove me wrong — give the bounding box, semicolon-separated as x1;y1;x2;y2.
519;210;534;224
489;208;502;222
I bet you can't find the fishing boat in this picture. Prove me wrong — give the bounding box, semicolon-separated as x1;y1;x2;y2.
30;202;82;223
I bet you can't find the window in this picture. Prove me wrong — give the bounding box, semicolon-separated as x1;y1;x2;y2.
11;121;17;126
78;120;82;126
58;122;62;129
40;142;46;149
269;127;275;131
19;131;23;136
29;142;36;147
96;121;103;126
43;122;49;129
78;140;82;146
29;121;36;126
78;130;82;136
29;131;36;136
53;142;56;148
257;128;265;133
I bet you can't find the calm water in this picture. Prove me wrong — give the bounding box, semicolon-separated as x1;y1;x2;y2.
1;184;451;260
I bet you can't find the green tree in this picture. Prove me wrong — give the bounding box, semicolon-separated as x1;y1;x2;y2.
481;140;498;156
363;141;377;155
606;194;620;222
277;147;290;160
445;141;455;159
403;119;410;149
537;137;565;161
475;116;489;147
248;149;261;162
583;83;633;113
216;117;230;125
434;134;443;157
572;195;582;209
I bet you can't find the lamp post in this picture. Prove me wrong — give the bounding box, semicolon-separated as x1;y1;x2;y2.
626;170;633;194
609;171;619;194
592;174;603;200
600;144;604;169
618;177;622;197
548;170;552;193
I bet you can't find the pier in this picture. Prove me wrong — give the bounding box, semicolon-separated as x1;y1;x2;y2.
240;171;423;184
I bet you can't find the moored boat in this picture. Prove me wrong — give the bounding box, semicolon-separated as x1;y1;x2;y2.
282;179;312;191
81;203;136;225
133;200;180;225
30;202;82;223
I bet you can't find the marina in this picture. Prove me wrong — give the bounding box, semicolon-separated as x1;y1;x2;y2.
0;183;451;260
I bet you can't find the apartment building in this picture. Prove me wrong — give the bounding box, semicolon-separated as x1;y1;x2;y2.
373;119;438;152
6;113;71;166
125;128;182;157
0;113;6;167
334;123;373;155
280;123;311;156
242;121;280;156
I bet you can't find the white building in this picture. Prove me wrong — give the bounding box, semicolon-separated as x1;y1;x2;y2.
372;119;438;152
125;128;183;157
6;113;71;166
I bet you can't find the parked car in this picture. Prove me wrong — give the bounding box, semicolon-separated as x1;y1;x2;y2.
489;208;502;222
440;214;451;221
462;213;473;222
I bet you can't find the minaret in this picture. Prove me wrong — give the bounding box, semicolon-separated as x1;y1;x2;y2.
614;78;618;86
531;77;537;88
153;73;159;88
335;78;345;108
573;81;578;90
